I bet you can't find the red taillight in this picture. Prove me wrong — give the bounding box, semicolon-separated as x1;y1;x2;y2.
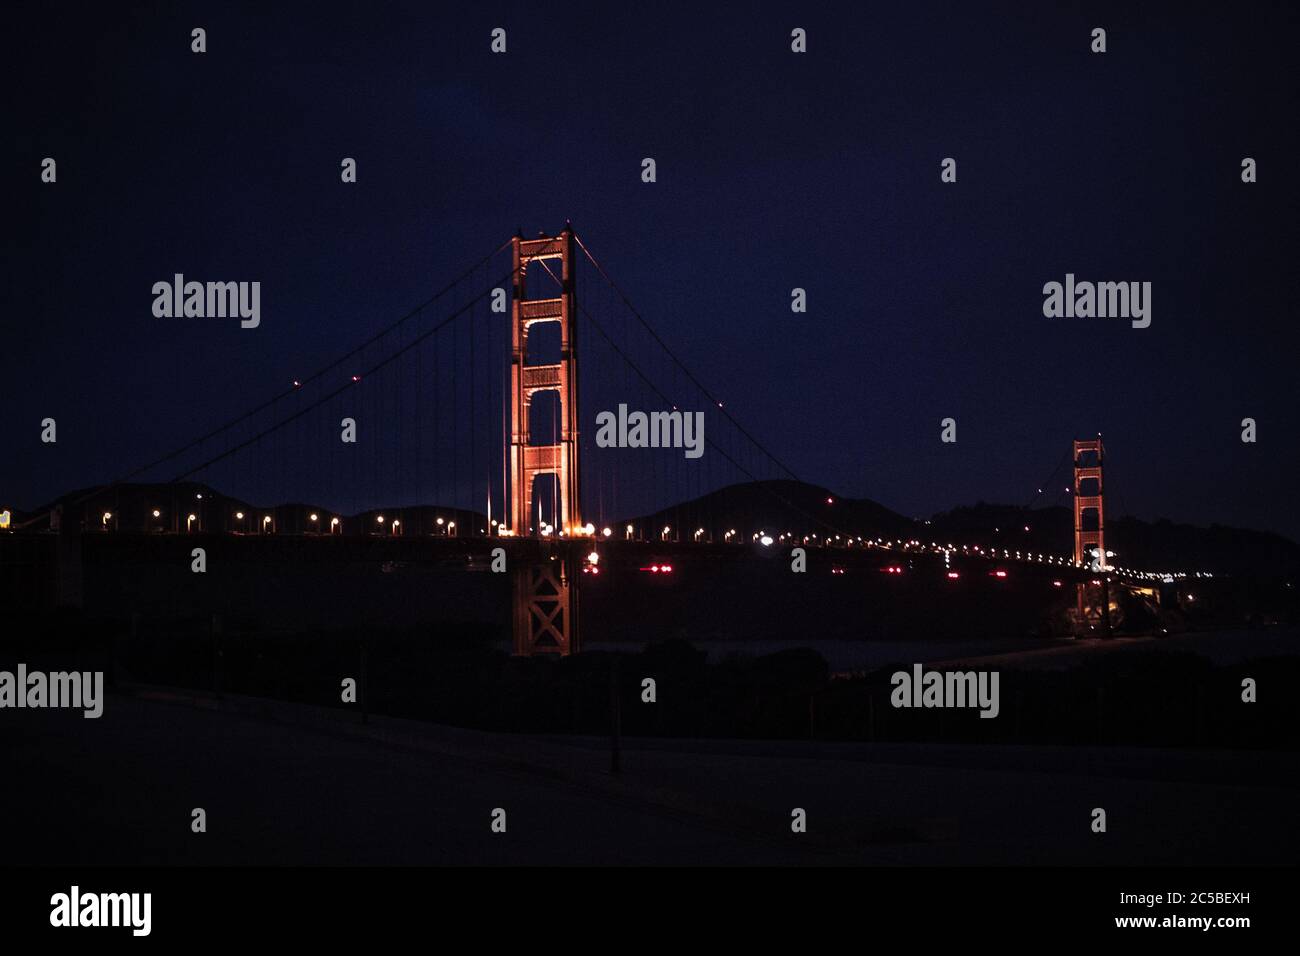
1052;580;1062;587
947;571;960;579
992;570;1008;578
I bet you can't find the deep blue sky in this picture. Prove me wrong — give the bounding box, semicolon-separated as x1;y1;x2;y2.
7;2;1299;539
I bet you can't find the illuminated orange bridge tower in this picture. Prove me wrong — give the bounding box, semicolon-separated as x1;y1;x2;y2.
509;226;582;536
1072;437;1105;570
1072;436;1108;629
509;226;582;656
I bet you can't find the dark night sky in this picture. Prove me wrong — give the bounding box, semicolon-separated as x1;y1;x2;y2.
6;2;1299;540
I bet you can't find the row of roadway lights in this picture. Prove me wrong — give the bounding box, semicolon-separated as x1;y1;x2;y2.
89;506;1213;587
494;523;709;542
106;508;292;533
485;515;1213;585
500;523;710;542
485;524;774;543
718;525;1203;582
521;524;766;543
100;492;479;537
102;499;378;536
93;500;1216;582
100;492;225;533
374;514;455;536
710;527;1215;582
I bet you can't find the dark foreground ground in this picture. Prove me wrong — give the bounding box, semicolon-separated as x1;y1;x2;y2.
4;683;1296;866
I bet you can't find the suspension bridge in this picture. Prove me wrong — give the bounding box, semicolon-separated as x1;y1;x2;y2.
7;225;1209;653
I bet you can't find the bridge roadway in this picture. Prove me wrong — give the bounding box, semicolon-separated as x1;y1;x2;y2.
3;530;1142;639
54;529;1100;582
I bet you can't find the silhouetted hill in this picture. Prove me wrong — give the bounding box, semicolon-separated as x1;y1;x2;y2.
629;483;1299;577
627;480;919;542
924;502;1300;577
15;482;487;537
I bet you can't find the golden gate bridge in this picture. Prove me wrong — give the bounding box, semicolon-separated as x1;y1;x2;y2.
8;225;1212;654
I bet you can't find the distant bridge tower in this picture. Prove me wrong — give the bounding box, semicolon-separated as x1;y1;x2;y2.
509;226;582;656
1072;437;1105;570
509;226;582;535
1072;437;1112;633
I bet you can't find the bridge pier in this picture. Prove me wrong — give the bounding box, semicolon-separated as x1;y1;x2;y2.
512;551;579;656
1074;578;1114;637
